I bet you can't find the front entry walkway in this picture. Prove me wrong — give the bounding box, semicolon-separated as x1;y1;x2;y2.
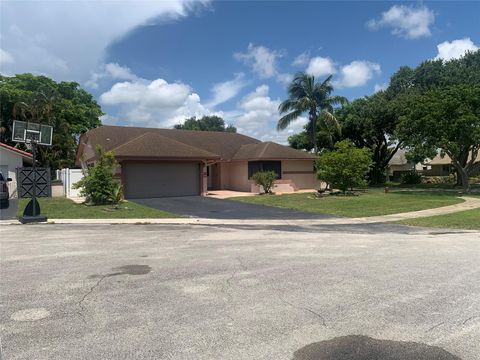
131;196;335;220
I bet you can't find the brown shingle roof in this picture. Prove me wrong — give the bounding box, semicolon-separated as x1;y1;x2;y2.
82;125;259;161
112;132;220;160
427;152;480;165
78;125;316;163
232;142;316;161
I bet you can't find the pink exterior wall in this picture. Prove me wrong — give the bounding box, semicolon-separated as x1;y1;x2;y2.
216;159;318;192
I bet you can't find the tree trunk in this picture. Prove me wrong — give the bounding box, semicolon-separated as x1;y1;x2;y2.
310;109;318;154
452;162;470;192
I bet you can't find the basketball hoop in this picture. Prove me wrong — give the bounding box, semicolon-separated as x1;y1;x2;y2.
11;120;54;223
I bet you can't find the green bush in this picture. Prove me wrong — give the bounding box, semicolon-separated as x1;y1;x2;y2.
73;146;121;205
251;171;277;194
401;171;422;184
422;175;456;185
316;140;372;194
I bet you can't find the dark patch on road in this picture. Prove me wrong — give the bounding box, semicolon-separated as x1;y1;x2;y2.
292;335;461;360
111;264;151;275
88;264;151;279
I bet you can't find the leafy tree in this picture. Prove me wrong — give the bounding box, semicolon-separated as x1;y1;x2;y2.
251;171;277;194
336;92;404;184
398;84;480;192
73;146;120;205
174;115;236;132
278;72;347;153
316;140;372;194
0;74;103;169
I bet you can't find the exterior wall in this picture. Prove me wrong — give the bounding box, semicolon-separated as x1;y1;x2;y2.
424;165;451;176
220;161;251;192
217;159;318;192
0;148;24;198
281;160;319;189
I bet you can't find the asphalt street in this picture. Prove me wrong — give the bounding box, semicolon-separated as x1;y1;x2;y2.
1;223;479;359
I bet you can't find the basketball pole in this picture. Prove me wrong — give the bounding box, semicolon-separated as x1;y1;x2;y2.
19;138;47;224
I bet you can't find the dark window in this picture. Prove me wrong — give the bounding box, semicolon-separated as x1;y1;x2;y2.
248;161;281;179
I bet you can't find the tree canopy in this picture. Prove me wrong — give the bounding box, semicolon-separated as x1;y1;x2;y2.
278;73;346;153
174;115;236;132
316;140;372;194
0;73;103;169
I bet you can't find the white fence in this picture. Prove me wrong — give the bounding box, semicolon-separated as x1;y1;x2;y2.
56;168;84;198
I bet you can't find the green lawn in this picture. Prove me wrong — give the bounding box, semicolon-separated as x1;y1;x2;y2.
17;197;178;219
397;208;480;230
231;188;465;217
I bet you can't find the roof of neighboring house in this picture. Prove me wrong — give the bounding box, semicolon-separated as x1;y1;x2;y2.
232;141;316;161
77;125;314;164
388;149;409;166
427;152;480;165
0;142;33;160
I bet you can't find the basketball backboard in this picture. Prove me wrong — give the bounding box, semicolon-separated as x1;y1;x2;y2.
12;120;53;146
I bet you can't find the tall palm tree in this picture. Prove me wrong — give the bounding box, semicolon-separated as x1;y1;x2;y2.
278;72;347;154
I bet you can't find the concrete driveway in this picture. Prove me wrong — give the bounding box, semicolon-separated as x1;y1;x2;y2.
1;223;479;360
132;196;334;219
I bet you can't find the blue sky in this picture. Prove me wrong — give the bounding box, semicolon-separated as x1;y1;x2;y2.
1;1;479;143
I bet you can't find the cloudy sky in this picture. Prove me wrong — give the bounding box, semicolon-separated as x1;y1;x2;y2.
0;1;478;143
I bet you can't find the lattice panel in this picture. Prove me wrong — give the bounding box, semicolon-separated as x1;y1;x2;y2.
16;168;51;198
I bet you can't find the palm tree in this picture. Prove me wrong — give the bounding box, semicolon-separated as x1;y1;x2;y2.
278;72;347;154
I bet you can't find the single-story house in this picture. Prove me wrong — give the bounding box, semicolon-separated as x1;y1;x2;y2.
425;153;480;176
387;149;415;181
0;142;33;198
76;125;319;198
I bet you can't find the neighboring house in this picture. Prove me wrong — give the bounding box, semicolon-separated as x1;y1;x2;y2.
76;125;319;198
387;149;423;181
0;142;33;198
425;153;480;176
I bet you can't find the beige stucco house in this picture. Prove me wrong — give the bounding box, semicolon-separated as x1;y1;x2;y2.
425;153;480;176
76;125;319;199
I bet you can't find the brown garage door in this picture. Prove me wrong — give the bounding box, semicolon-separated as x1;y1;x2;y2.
123;162;200;199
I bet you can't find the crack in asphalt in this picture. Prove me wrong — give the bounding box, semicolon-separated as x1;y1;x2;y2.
427;321;445;332
278;296;328;327
461;315;479;325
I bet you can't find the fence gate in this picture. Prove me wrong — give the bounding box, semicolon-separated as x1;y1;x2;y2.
16;167;51;198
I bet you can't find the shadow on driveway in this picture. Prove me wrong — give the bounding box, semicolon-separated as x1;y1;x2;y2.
131;196;335;220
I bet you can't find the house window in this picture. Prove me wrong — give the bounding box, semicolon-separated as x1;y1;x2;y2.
248;161;282;179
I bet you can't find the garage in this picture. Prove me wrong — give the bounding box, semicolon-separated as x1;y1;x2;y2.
123;162;200;199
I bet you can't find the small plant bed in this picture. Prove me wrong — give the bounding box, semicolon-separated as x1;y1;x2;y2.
397;208;480;230
17;197;178;219
230;188;465;217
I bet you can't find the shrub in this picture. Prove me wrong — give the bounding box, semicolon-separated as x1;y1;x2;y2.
401;171;422;184
109;182;124;206
73;146;121;205
316;140;372;194
251;171;277;194
422;175;456;185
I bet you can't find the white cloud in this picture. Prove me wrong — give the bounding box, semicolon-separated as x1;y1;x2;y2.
0;1;207;81
276;72;293;85
234;43;289;83
367;5;434;39
0;48;15;67
306;56;337;77
292;51;310;66
230;85;305;144
100;77;216;128
374;83;388;93
206;73;247;108
86;63;138;89
335;61;381;88
434;38;479;61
